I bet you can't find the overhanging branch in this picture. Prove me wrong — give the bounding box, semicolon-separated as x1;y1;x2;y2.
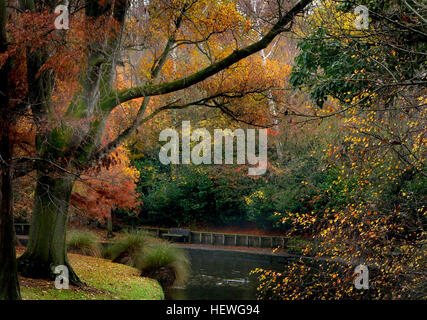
99;0;313;111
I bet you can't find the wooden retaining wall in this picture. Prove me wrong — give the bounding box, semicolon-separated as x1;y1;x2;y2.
137;226;288;249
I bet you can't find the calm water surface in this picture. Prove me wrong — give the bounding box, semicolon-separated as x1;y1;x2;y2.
167;248;288;300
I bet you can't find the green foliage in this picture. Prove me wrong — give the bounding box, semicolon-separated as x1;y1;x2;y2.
130;156;257;227
67;230;101;257
243;123;349;232
245;189;281;230
291;2;426;109
290;27;373;108
140;165;216;226
120;122;343;231
210;168;254;226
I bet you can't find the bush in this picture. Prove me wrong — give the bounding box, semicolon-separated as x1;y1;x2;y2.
136;241;190;289
245;190;279;230
67;229;101;257
103;231;151;266
139;166;217;226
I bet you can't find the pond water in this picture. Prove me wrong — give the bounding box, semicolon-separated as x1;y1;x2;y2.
167;248;288;300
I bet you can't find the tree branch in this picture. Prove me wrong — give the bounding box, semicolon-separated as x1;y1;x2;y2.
99;0;313;112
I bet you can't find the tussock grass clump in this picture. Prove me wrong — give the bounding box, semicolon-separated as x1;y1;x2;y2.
67;229;101;257
103;231;151;266
136;241;190;289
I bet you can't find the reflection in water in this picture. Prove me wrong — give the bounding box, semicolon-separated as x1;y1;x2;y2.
167;248;287;300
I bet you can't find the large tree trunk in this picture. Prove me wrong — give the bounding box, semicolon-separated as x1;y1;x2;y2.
0;130;21;300
0;0;21;300
17;173;82;285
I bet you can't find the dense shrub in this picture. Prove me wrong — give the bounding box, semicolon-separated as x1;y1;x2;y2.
245;189;279;229
67;230;101;257
136;241;190;289
117;125;339;232
139;166;216;226
103;231;151;266
104;231;190;290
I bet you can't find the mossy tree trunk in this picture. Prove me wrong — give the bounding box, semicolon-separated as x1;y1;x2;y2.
17;173;81;285
17;0;129;284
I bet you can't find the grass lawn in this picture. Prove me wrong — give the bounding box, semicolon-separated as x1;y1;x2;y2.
16;247;164;300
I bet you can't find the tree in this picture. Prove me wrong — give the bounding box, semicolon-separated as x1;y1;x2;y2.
13;0;313;283
0;0;21;300
253;0;426;300
71;146;139;222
